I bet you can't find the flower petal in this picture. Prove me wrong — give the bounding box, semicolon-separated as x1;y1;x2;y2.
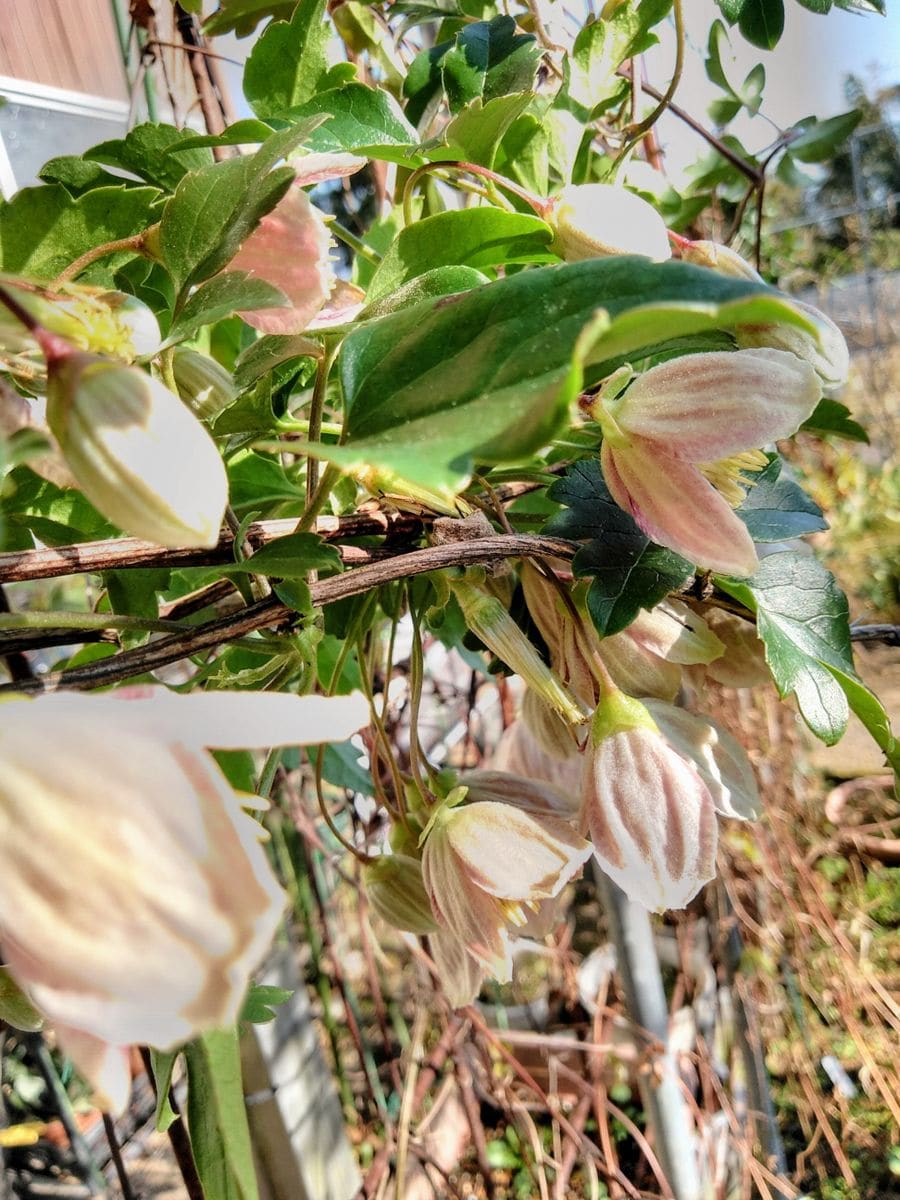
644;701;761;820
580;727;718;910
422;822;511;979
289;152;366;186
444;801;592;902
429;930;486;1008
601;439;759;576
54;1026;132;1115
613;349;821;461
3;689;370;750
231;185;334;334
0;717;284;1049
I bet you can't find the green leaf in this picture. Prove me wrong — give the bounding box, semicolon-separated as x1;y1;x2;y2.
149;1049;179;1132
801;397;869;442
317;258;817;499
718;552;899;772
787;109;862;163
244;0;334;118
164;272;289;345
286;84;420;163
38;157;134;196
204;0;298;36
544;459;693;636
87;123;214;191
160;161;291;295
441;16;540;113
435;92;533;167
240;983;294;1024
717;0;785;48
321;739;373;793
366;208;554;302
565;2;670;116
170;120;281;153
1;466;114;546
227;532;343;578
0;184;161;283
233;333;320;390
735;457;827;542
360;264;489;319
227;451;306;509
0;967;44;1032
184;1029;259;1200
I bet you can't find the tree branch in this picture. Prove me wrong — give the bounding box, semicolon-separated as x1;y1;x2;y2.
0;535;579;694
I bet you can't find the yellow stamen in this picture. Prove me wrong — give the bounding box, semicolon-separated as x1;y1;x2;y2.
698;449;769;507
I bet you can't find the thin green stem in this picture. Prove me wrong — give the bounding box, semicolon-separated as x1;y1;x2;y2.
305;340;340;505
617;0;685;164
295;462;341;533
329;221;381;265
401;160;546;226
0;610;192;636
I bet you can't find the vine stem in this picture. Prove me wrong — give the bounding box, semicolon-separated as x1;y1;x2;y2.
51;232;150;287
401;160;547;226
617;0;685;164
0;535;580;694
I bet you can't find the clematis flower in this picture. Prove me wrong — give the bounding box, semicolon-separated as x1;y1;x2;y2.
580;690;718;911
228;153;365;335
549;184;671;262
593;349;821;576
421;789;592;980
0;686;368;1113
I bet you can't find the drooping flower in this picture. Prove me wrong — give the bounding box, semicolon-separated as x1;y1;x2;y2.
736;299;850;397
228;153;366;335
45;348;229;548
593;349;821;576
580;690;718;910
0;687;369;1112
421;789;592;980
550;184;671;262
363;853;438;935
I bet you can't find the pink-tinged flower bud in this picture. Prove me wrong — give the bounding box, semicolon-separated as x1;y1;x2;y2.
736;299;849;397
363;854;438;935
643;700;759;820
580;690;717;910
229;185;335;335
421;795;592;979
46;352;228;547
172;348;238;421
452;579;588;726
0;686;369;1112
550;184;671;263
679;240;762;282
626;599;725;665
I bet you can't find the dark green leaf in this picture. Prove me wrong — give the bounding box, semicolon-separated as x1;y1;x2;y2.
0;184;160;283
441;16;540;113
104;569;170;619
316;258;817;498
718;552;899;773
227;451;306;509
366;208;554;301
184;1029;258;1200
801;397;869;442
240;984;293;1024
1;467;114;545
545;459;693;636
243;0;333;118
233;333;320;390
204;0;298;36
164;272;288;345
287;84;420;163
228;532;343;578
717;0;784;47
87;124;214;191
735;457;827;541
